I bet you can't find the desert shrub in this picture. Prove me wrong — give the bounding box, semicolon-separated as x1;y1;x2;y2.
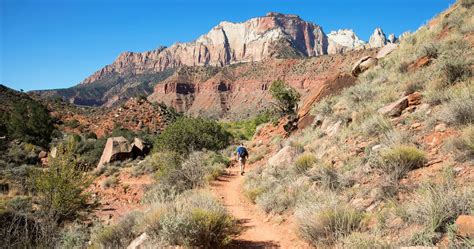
101;176;119;189
398;61;409;73
5;101;55;147
443;125;474;161
419;43;439;59
376;145;426;183
65;119;80;129
269;80;301;115
439;58;471;86
307;164;344;191
256;184;295;214
296;201;364;245
404;182;473;245
338;232;390;249
244;186;265;204
155;117;232;155
145;191;237;247
440;89;474;125
294;153;317;174
91;212;140;248
247;147;269;164
152;151;226;199
57;222;89;249
29;139;91;220
359;115;393;136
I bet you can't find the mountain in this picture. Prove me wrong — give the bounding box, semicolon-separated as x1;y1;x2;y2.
34;13;394;108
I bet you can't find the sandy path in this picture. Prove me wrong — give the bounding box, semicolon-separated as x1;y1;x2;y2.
210;165;309;248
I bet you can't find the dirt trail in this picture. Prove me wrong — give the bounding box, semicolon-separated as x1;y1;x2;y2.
210;164;309;248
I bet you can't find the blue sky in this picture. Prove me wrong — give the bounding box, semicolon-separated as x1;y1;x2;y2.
1;0;455;91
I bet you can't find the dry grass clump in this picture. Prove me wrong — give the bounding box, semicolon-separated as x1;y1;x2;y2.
443;125;474;161
375;145;426;183
295;198;365;246
91;212;141;248
144;191;237;248
294;153;317;174
403;180;473;246
101;175;119;189
440;86;474;125
360;115;393;136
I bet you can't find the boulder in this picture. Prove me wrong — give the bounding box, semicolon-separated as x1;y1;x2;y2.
351;56;378;77
455;215;474;238
38;151;48;159
434;123;447;132
97;137;132;167
378;97;409;117
376;43;398;59
268;146;298;167
127;233;149;249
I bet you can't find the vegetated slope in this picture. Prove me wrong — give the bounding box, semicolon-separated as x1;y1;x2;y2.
148;49;376;119
47;97;176;138
32;69;175;107
33;12;395;108
242;1;473;248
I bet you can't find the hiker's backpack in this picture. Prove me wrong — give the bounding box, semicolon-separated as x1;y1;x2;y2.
237;146;248;158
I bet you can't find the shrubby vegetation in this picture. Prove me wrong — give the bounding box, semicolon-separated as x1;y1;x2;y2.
154;117;232;155
4;101;55;147
241;2;474;247
221;112;275;140
269;80;301;115
29;139;91;220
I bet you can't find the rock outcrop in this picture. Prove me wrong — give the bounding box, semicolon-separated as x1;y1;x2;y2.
97;137;149;167
327;29;366;54
148;49;376;118
369;28;387;48
351;56;378;77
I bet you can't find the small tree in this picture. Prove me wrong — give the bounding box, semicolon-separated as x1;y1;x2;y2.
30;139;91;220
154;117;232;155
269;80;301;115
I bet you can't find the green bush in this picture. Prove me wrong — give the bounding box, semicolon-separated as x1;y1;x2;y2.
377;145;426;183
6;101;55;147
221;113;273;140
269;80;301;115
29;139;91;220
155;117;232;155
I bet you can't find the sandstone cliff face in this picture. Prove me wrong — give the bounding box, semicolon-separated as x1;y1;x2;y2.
148;49;378;119
82;13;331;85
38;13;395;110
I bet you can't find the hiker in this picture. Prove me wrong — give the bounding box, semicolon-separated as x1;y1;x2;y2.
236;143;249;176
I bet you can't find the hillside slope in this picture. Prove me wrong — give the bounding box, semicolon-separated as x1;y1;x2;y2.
241;1;473;247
